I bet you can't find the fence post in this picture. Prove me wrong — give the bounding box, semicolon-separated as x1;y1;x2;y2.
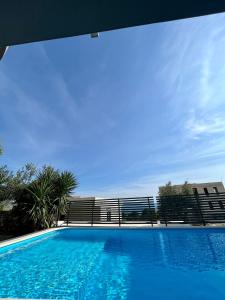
164;197;168;227
165;215;168;227
118;198;121;227
91;199;95;226
147;197;153;227
66;201;71;226
160;197;168;227
195;195;205;226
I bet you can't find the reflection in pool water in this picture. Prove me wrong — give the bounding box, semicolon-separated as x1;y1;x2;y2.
0;228;225;299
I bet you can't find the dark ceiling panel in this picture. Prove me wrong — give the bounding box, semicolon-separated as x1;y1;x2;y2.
1;0;225;46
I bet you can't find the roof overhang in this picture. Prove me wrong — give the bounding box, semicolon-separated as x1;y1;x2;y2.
1;1;225;47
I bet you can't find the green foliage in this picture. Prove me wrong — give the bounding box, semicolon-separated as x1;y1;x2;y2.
158;181;195;223
0;141;79;233
0;165;14;203
0;164;38;211
181;181;192;195
14;163;37;186
13;166;78;231
27;178;54;229
159;195;191;222
159;181;192;196
122;208;156;222
122;211;139;221
159;181;178;197
0;164;78;233
141;208;156;221
0;165;13;185
0;202;5;211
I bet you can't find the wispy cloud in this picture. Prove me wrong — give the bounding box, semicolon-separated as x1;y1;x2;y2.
78;161;225;198
186;114;225;138
1;14;225;197
0;48;76;164
80;15;225;198
158;15;225;142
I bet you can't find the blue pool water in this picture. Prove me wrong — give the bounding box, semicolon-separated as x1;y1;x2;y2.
1;228;225;299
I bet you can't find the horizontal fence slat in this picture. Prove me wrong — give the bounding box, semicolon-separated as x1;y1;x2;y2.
66;196;157;226
65;193;225;226
156;192;225;226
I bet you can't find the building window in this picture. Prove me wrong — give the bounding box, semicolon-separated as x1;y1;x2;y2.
204;188;209;195
213;186;219;194
208;201;214;210
218;201;224;210
192;188;198;195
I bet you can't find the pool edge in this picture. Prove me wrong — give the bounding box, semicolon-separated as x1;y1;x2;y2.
0;227;65;249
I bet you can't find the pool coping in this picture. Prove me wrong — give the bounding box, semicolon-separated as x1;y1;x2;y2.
0;227;64;249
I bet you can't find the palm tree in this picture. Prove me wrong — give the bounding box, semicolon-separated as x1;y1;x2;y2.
53;171;78;224
27;178;53;229
13;165;78;231
36;166;78;226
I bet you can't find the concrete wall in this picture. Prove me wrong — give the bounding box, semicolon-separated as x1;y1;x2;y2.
190;182;225;194
159;182;225;195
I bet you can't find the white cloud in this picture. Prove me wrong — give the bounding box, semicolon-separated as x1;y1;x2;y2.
77;161;225;198
77;16;225;198
186;115;225;138
200;43;213;107
159;15;225;143
2;16;225;198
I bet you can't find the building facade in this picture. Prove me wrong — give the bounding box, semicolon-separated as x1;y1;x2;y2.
158;182;225;224
170;182;225;195
67;196;120;223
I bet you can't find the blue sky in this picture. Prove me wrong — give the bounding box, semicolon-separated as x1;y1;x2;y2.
1;13;225;197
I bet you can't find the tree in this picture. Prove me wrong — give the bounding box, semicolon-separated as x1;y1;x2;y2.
158;181;195;223
159;181;192;197
140;208;156;222
126;211;139;221
0;165;14;210
52;170;78;223
0;158;78;233
0;163;37;212
0;165;13;186
34;166;78;227
13;163;37;186
181;181;192;195
13;165;78;232
159;181;177;197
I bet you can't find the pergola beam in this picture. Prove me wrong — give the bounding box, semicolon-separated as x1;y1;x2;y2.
1;1;225;47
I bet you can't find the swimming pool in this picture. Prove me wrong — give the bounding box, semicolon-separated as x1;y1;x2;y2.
0;228;225;299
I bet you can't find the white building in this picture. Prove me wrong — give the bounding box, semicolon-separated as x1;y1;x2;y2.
67;196;120;223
